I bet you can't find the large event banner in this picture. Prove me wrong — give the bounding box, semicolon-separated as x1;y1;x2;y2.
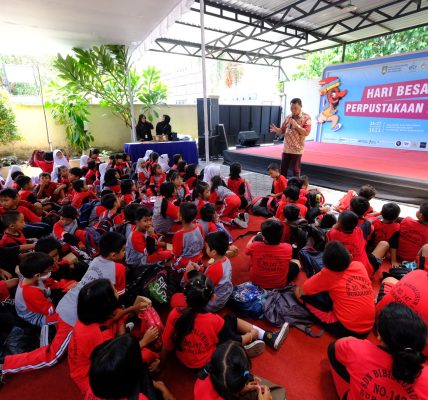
316;50;428;151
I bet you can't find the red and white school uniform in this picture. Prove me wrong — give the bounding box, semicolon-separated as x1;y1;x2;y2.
302;261;375;335
35;182;59;199
84;169;97;185
34;159;54;173
152;197;179;234
396;217;428;261
227;177;245;197
149;173;167;194
0;205;41;223
19;190;37;203
1;256;126;376
211;186;241;224
71;191;97;209
172;224;204;270
1;230;27;246
204;257;233;312
246;241;292;289
370;217;400;247
53;220;86;245
275;200;307;220
330;337;428;400
126;229;172;266
162;308;225;369
272;175;287;196
194;198;207;219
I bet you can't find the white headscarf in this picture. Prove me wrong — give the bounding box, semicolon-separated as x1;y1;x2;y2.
203;164;221;184
51;149;70;181
159;154;170;173
80;155;89;168
142;150;153;162
98;163;108;190
136;158;150;179
5;165;22;188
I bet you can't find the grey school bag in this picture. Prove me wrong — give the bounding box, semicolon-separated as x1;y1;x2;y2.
263;285;323;338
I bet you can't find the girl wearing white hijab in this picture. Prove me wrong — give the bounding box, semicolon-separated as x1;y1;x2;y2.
159;154;170;173
136;157;150;185
98;163;108;191
51;149;70;181
142;149;153;162
202;164;221;184
79;155;89;169
5;165;23;188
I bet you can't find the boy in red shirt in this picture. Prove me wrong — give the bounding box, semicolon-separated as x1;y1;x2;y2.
370;202;400;248
53;205;86;249
71;180;97;209
35;172;63;202
246;218;298;289
15;252;58;327
172;202;205;272
391;202;428;267
125;206;173;267
96;193;125;228
1;210;28;246
276;185;308;220
16;175;37;204
267;163;287;199
326;210;389;277
295;241;375;337
84;160;97;185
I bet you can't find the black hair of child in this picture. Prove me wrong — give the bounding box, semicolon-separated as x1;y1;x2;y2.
358;184;376;200
60;205;78;219
72;179;85;192
173;154;183;165
87;160;96;170
419;202;428;221
69;167;84;179
104;169;119;187
77;279;118;325
177;160;187;173
19;252;54;279
0;188;19;199
15;175;32;189
267;163;280;172
135;206;153;220
381;203;401;221
350;196;370;217
284;204;300;222
323;241;351;272
284;185;300;201
150;152;160;162
229;163;242;180
287;177;303;189
35;236;62;254
376;303;427;384
180;202;198;223
120;179;134;195
192;181;209;201
39;172;51;179
200;203;216;222
99;232;126;257
11;171;24;181
338;210;359;233
206;231;229;256
123;204;141;223
2;210;22;227
101;193;118;210
261;219;284;245
319;213;337;229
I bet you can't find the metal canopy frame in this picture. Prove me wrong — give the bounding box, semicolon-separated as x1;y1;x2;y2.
150;0;428;66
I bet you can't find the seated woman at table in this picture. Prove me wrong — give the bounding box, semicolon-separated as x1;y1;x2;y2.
156;115;172;140
136;114;153;142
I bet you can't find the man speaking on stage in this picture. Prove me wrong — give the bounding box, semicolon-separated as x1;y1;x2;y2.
270;98;312;178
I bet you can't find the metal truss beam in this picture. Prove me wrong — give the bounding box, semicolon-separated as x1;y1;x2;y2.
151;38;281;66
274;0;428;58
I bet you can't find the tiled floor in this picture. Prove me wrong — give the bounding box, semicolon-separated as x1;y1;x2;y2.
213;162;419;219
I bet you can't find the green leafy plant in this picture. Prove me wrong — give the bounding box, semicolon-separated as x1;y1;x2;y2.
45;84;93;152
137;66;168;122
53;45;137;127
0;89;20;144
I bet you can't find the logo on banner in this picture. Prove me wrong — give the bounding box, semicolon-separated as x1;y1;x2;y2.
317;76;348;132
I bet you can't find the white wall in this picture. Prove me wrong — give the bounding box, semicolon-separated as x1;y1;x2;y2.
283;79;320;141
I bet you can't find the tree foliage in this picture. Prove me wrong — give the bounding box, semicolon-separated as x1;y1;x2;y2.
0;89;20;144
292;26;428;80
137;66;168;122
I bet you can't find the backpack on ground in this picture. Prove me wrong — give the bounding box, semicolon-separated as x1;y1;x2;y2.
251;196;278;217
94;210;119;234
305;189;325;209
287;218;309;258
84;227;102;258
79;200;100;228
114;221;130;237
306;224;328;251
228;282;267;319
299;246;324;278
263;285;323;337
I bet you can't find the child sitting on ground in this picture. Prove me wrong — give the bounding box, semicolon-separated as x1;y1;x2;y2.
71;180;97;209
172;202;204;272
120;179;139;205
161;274;288;370
210;176;249;229
350;196;373;227
328;303;428;400
198;203;232;242
336;184;376;213
169;171;189;205
391;202;428;267
246;218;298;290
172;154;183;170
136;158;150;188
193;180;210;219
15;252;57;328
1;210;28;246
102;169;121;193
227;162;250;209
84;160;98;185
295;241;375;338
152;182;179;234
149;163;167;196
53;205;86;249
267;163;287;199
184;164;198;191
370;202;401;249
35;172;63;202
15;175;37;204
327;210;389;277
276;185;308;220
96;193;124;229
126;206;172;267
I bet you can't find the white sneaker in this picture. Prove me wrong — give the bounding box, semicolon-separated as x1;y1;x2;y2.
233;217;248;229
244;340;265;357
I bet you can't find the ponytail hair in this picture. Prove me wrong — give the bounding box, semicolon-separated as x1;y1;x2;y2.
207;341;253;400
210;175;225;193
376;302;427;384
151;163;162;177
173;273;214;351
193;181;209;201
160;182;175;218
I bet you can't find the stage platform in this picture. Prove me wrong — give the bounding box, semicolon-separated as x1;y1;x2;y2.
223;142;428;204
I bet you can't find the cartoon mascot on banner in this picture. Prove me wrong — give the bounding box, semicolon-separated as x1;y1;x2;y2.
317;76;347;132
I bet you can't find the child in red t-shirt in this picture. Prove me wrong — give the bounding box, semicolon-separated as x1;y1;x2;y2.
161;274;288;370
96;193;125;228
120;179;139;206
198;203;232;242
227;163;250;209
392;202;428;266
16;175;37;204
35;172;63;203
194;341;285;400
184;164;198;192
295;241;375;337
193;181;210;219
169;170;189;205
71;180;97;209
327;211;389;277
102;169;121;194
148;163;167;196
53;205;86;249
84;160;98;185
125;206;173;267
15;252;58;327
136;158;150;188
171;154;183;170
246;218;298;289
328;303;428;400
276;185;307;220
267;163;287;199
172;203;205;271
370;202;401;249
1;210;28;246
68;279;155;395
